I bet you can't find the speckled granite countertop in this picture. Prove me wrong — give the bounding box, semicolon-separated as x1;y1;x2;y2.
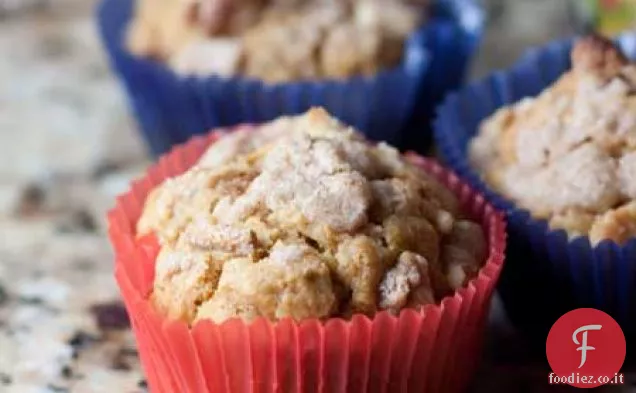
0;1;634;392
0;1;149;391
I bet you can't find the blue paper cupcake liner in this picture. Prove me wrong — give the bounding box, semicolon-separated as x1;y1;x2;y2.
97;0;483;156
434;32;636;344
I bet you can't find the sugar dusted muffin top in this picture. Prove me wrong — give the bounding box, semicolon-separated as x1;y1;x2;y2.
138;108;486;324
127;0;426;82
470;35;636;245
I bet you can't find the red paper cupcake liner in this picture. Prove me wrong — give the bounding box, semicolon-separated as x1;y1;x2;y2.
108;126;507;393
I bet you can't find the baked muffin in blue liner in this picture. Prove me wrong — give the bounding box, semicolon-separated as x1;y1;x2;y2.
97;0;483;156
434;32;636;344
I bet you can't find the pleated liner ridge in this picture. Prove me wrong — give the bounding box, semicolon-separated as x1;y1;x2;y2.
434;32;636;346
108;126;506;393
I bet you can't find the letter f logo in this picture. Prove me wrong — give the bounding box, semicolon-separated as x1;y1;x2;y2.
573;325;602;368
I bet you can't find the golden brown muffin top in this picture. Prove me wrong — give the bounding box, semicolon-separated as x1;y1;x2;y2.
126;0;426;82
470;35;636;245
138;108;486;324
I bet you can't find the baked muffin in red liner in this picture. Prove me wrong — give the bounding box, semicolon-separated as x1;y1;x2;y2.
108;125;506;393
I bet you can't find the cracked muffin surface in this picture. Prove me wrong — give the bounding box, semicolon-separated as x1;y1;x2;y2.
126;0;426;82
139;108;486;324
470;35;636;245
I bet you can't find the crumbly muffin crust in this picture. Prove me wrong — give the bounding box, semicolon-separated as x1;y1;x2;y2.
127;0;425;82
470;35;636;245
139;108;486;324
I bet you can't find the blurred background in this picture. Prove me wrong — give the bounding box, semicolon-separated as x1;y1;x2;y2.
0;0;634;392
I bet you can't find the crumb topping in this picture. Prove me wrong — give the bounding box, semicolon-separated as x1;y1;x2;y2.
127;0;426;82
470;35;636;245
140;108;486;323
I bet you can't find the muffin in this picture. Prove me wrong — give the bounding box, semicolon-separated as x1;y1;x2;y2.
109;108;505;392
435;31;636;347
98;0;481;157
470;35;636;245
127;0;426;82
137;108;487;324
